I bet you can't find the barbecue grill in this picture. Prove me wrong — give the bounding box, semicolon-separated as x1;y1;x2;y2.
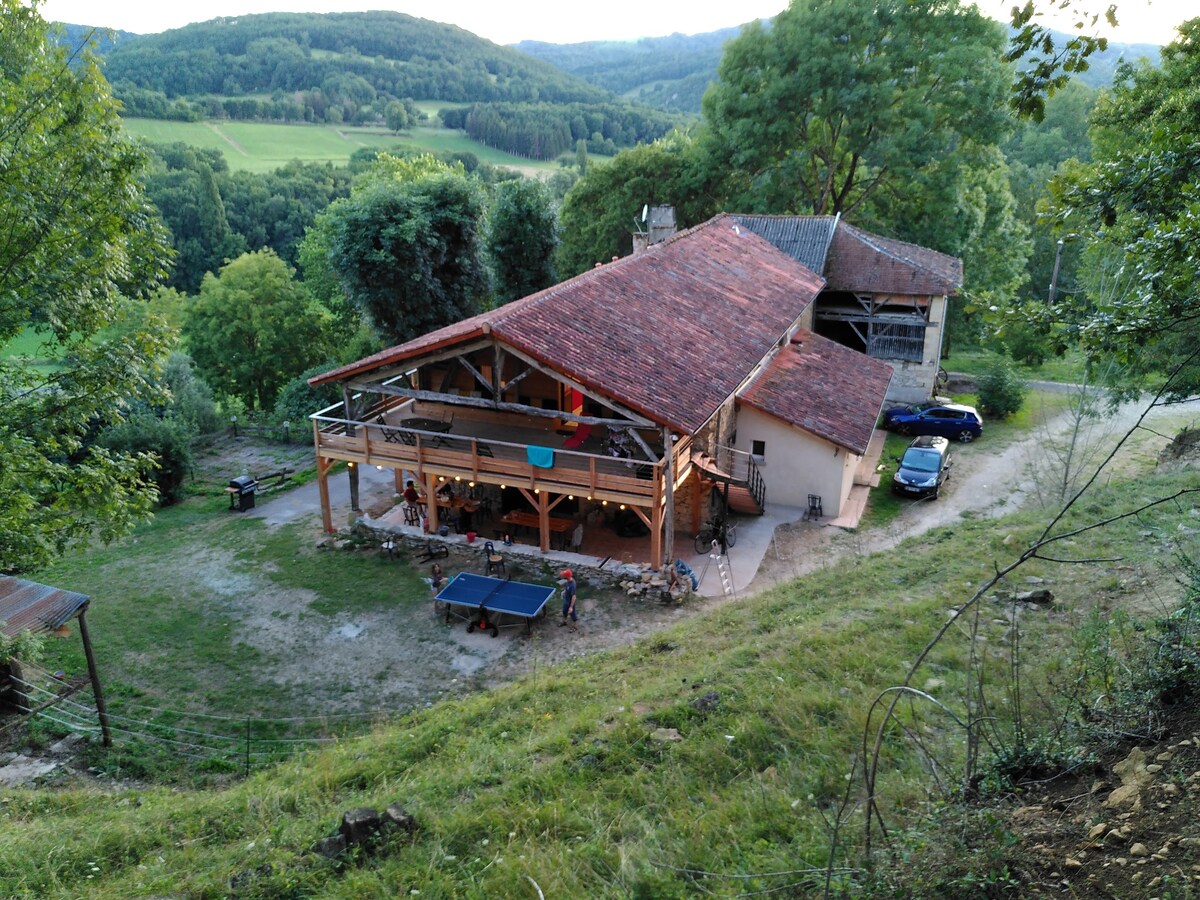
228;475;258;511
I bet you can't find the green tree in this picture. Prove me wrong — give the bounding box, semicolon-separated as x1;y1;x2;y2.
701;0;1011;216
0;2;174;573
385;99;408;132
183;250;331;411
1047;19;1200;399
96;415;193;506
556;135;718;277
976;356;1028;419
143;143;246;293
485;179;558;305
305;156;487;344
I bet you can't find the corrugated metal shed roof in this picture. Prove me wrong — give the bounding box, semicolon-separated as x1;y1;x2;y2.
733;215;838;274
0;576;89;636
733;214;963;297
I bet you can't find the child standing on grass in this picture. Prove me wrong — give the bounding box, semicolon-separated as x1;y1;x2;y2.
559;568;578;631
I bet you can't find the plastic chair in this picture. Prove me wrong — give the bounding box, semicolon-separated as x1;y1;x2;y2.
483;541;506;577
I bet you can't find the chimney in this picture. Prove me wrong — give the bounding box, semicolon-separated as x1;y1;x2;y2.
631;205;677;254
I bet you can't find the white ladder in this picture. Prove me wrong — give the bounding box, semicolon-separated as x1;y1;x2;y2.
707;540;736;598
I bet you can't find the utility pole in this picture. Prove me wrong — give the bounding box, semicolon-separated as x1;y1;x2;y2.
1047;238;1065;305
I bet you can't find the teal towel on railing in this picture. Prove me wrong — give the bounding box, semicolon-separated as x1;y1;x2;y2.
527;445;555;468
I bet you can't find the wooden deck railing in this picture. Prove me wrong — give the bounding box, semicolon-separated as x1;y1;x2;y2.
311;414;665;506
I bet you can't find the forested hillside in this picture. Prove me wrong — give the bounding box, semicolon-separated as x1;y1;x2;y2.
514;28;745;112
96;10;619;131
104;11;605;104
517;25;1160;113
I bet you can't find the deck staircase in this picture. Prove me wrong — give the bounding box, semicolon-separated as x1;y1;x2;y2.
691;447;766;516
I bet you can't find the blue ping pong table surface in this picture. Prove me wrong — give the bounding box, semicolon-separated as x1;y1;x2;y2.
435;572;555;617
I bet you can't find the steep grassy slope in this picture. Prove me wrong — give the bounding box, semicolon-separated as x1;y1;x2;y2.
3;463;1197;896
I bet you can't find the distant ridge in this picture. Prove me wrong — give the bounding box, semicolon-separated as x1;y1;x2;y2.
98;11;610;105
517;22;1163;114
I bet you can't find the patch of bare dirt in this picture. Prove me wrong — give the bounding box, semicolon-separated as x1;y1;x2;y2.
993;703;1200;898
190;433;313;492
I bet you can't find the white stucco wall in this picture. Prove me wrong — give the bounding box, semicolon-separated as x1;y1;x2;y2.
733;406;860;517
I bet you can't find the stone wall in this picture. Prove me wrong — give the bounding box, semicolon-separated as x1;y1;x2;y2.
329;522;662;592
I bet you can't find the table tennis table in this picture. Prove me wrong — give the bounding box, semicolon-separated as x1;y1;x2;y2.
435;572;556;637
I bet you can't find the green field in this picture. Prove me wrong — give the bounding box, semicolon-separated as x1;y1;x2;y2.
2;326;69;375
122;117;558;174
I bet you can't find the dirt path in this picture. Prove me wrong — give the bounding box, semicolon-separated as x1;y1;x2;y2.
746;393;1200;595
205;122;248;158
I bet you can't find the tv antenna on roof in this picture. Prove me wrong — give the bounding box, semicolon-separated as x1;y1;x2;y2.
633;203;649;235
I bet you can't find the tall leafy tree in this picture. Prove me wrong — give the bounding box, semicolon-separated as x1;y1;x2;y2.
0;1;173;573
701;0;1011;217
556;134;719;277
304;155;487;344
485;179;558;305
183;250;331;411
1047;18;1200;398
143;143;246;293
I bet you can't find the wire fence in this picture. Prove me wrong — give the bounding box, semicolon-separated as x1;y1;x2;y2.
227;421;307;445
5;662;392;775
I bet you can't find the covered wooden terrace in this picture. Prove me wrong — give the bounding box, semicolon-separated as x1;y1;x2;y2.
311;395;695;568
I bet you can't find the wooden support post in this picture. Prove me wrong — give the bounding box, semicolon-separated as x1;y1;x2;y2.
76;607;111;747
343;387;360;514
650;501;663;571
537;490;550;553
662;428;674;565
425;473;439;533
394;468;404;493
348;463;360;516
316;456;334;534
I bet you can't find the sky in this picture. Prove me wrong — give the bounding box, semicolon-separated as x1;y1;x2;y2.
36;0;1189;46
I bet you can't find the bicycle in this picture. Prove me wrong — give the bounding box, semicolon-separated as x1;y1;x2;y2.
694;516;737;554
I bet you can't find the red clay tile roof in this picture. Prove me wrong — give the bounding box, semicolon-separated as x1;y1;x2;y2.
824;223;962;296
313;215;825;435
738;329;893;455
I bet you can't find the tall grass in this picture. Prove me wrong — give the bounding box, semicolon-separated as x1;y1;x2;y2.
4;466;1197;897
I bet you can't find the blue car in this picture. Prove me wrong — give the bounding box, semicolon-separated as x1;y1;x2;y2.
881;401;983;443
892;435;953;499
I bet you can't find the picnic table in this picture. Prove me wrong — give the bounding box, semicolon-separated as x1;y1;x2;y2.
499;510;575;548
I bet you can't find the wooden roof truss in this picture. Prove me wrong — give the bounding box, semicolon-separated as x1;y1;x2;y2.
344;338;663;460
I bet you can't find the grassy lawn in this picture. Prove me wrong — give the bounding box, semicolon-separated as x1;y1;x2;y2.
5;461;1196;895
34;502;428;720
122;117;560;174
1;326;64;367
942;348;1089;383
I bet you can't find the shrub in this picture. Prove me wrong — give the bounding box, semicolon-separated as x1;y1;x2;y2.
162;352;221;435
96;415;193;505
976;358;1027;419
273;362;343;429
1002;318;1054;367
0;628;45;665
